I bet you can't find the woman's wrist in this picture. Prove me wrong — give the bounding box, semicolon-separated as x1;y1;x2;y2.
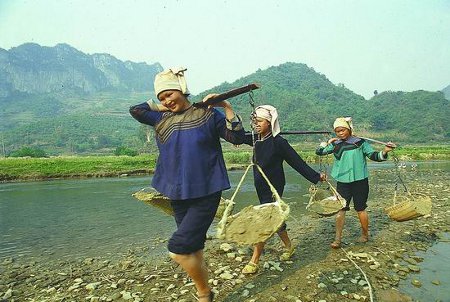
222;100;231;109
225;110;236;122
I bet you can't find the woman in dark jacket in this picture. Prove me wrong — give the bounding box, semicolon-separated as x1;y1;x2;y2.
241;105;326;274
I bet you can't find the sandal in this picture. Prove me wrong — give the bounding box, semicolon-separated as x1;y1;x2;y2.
198;291;214;302
280;247;295;261
242;261;258;274
330;240;341;249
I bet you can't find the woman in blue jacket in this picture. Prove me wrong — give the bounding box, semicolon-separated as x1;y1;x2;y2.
129;68;244;302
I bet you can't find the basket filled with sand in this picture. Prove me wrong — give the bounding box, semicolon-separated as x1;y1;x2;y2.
306;182;346;217
132;189;229;219
216;164;290;245
218;201;289;245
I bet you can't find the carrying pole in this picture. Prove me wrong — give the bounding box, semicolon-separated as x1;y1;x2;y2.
192;83;261;108
246;130;331;136
359;136;397;148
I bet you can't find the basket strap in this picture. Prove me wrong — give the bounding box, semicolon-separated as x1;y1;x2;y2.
306;185;317;209
326;181;347;207
229;163;253;203
216;163;253;239
254;164;281;200
306;181;345;209
227;163;283;204
393;184;398;205
392;152;410;195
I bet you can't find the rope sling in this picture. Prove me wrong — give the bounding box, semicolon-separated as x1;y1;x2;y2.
384;152;432;221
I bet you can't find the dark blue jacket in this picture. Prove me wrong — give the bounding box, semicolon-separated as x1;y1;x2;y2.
244;134;320;203
130;102;245;200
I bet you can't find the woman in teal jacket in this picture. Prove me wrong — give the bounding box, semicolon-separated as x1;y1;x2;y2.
316;117;394;248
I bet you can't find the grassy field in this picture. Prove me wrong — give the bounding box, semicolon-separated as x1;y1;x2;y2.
0;145;448;181
0;155;158;181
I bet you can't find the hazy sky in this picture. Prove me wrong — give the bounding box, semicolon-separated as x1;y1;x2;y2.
1;0;449;98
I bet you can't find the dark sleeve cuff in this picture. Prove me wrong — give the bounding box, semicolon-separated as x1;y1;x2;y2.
226;114;243;131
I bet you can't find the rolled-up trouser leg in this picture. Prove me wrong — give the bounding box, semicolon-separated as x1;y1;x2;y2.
168;191;221;254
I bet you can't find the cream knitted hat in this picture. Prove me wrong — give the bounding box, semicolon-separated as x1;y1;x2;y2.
333;117;353;132
154;67;190;98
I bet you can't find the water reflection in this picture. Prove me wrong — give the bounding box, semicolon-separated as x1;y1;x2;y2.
399;233;450;301
0;177;175;261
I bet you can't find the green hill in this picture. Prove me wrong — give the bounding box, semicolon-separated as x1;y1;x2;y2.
1;91;147;154
196;62;449;144
361;90;449;142
1;57;448;156
196;62;367;133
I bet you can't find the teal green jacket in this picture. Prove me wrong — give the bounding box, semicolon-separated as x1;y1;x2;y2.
316;136;387;183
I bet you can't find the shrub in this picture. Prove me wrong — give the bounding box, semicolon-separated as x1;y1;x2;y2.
114;146;138;156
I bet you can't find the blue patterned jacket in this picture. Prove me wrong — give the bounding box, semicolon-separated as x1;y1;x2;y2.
130;101;245;200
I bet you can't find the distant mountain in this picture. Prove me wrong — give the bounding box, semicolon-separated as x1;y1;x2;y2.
442;84;450;100
0;43;162;98
0;57;448;156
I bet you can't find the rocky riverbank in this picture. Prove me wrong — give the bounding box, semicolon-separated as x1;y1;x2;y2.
1;167;449;302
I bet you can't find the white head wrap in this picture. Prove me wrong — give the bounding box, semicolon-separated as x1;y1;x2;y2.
333;117;354;132
154;67;190;98
254;105;281;137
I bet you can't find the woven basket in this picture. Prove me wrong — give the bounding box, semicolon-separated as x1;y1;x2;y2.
132;189;228;219
132;190;173;215
306;182;346;217
385;192;432;222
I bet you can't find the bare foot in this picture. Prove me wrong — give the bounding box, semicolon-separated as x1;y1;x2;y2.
330;240;341;249
357;236;369;243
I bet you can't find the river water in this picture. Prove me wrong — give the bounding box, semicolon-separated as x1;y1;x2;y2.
1;161;448;300
0;166;317;262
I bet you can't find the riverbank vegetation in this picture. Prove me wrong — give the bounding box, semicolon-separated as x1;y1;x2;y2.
0;145;448;181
